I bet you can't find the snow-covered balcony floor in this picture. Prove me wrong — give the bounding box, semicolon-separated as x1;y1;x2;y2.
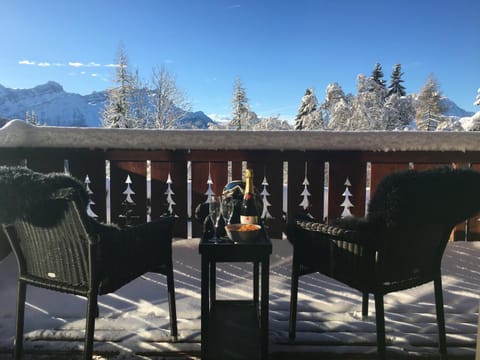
0;239;478;359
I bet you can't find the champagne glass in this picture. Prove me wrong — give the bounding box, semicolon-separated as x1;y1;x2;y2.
208;196;222;241
221;197;236;225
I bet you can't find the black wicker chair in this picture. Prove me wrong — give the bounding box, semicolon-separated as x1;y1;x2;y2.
0;167;177;360
287;167;480;359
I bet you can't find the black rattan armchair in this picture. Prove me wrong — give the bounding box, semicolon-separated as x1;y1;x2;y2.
287;167;480;359
0;167;177;360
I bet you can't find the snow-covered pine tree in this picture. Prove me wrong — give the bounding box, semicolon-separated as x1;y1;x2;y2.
252;116;292;130
230;78;250;130
371;63;386;88
383;93;415;130
102;44;134;128
387;64;406;97
324;83;353;130
294;88;323;130
415;75;446;131
349;74;386;130
474;88;480;107
25;111;38;125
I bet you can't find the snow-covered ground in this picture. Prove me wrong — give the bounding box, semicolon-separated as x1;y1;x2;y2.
0;238;478;359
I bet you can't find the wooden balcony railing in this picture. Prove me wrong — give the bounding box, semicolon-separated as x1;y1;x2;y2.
1;119;480;240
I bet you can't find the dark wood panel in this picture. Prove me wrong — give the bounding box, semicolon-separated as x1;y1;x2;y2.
370;163;410;199
287;160;325;222
328;159;367;220
109;161;147;227
68;151;107;223
191;161;228;237
248;160;284;238
150;161;188;238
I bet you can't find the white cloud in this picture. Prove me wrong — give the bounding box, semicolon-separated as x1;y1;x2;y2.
69;62;84;67
38;62;51;67
87;62;101;67
18;60;35;65
104;63;120;68
91;73;99;77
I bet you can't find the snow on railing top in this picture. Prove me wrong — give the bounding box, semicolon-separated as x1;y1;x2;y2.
1;119;480;152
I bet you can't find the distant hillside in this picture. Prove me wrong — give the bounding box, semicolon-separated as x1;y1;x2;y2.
0;81;474;129
440;97;474;118
0;81;214;128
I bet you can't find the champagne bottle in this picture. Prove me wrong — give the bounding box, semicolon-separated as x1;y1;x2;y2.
240;168;259;224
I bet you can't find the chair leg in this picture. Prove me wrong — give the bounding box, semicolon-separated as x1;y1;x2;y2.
288;265;299;341
374;293;386;360
166;266;178;342
14;281;26;360
434;276;448;358
84;291;98;360
362;292;369;318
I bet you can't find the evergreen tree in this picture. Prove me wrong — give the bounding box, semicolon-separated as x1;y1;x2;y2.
230;78;250;130
102;44;134;128
324;82;353;130
415;75;446;131
294;88;323;130
474;88;480;107
25;111;38;125
387;64;406;97
349;74;386;129
252;116;292;130
383;93;415;130
371;63;386;88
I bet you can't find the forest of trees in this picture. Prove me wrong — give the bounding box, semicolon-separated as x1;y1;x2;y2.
293;63;464;131
101;47;479;131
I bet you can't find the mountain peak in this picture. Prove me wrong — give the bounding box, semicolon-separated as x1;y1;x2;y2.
34;81;64;93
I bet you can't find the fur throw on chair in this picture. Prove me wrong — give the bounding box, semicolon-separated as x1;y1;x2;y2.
0;166;89;227
366;166;480;229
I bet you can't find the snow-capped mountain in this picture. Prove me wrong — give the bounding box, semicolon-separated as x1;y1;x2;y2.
0;82;214;128
0;82;104;127
440;97;474;118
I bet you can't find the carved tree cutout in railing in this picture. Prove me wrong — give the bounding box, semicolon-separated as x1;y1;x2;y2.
84;175;98;219
299;162;314;218
165;172;177;217
261;176;273;220
119;174;139;226
204;166;215;203
341;177;354;218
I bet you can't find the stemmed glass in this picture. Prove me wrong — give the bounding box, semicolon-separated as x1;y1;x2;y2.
208;196;222;241
221;197;236;225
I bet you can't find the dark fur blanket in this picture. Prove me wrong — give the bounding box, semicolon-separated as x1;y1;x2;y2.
367;166;480;229
0;166;89;226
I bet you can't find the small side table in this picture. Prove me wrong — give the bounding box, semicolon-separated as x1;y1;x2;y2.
199;229;272;360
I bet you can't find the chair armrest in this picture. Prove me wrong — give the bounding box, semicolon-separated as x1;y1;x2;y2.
294;219;374;248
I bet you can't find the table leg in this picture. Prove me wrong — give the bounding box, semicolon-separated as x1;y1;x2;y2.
253;261;259;305
261;257;270;360
210;261;216;303
201;256;209;359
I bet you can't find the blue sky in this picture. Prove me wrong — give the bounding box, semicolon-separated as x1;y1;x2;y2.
0;0;479;121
